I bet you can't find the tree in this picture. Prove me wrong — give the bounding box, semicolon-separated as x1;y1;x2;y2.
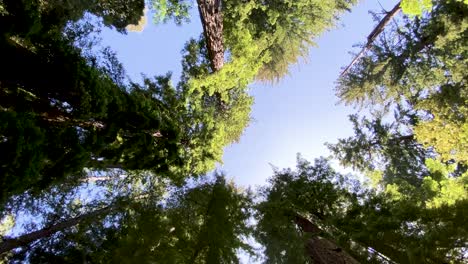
323;1;468;261
256;155;468;263
337;0;468;164
255;156;361;263
150;0;357;81
0;0;151;202
1;174;254;264
0;35;184;200
0;0;145;37
330;157;468;263
0;0;259;200
235;0;357;82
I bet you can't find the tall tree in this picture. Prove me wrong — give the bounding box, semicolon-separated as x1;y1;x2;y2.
256;155;468;263
150;0;357;81
0;0;259;200
324;1;468;262
0;0;153;202
0;35;184;200
255;157;361;263
1;174;254;263
336;0;468;164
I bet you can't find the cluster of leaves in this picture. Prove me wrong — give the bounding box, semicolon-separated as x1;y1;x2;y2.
255;156;358;263
401;0;468;16
0;0;144;201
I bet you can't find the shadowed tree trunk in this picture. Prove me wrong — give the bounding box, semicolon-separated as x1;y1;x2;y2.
294;214;360;264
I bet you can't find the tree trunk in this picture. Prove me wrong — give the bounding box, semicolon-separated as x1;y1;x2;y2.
197;0;224;72
0;206;112;254
294;214;359;264
341;2;402;76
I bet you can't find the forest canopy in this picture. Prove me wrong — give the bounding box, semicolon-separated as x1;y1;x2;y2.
0;0;466;263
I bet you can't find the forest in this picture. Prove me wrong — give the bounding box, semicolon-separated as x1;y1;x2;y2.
0;0;466;263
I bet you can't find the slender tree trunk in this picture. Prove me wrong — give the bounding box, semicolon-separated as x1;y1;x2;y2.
197;0;224;72
341;2;402;76
0;206;112;254
42;113;106;129
294;214;360;264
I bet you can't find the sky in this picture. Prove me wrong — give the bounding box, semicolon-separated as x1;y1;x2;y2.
98;0;399;187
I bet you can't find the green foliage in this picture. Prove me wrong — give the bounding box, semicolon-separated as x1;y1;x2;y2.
255;156;357;263
256;155;468;263
0;0;176;201
6;174;254;264
337;0;468;163
148;0;356;82
326;1;468;262
401;0;433;16
149;0;191;25
169;37;256;177
0;215;14;238
0;0;265;199
326;113;430;186
401;0;468;17
222;0;357;82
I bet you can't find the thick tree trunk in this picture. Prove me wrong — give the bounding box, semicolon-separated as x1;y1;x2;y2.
0;206;112;254
341;2;402;76
294;214;359;264
197;0;224;72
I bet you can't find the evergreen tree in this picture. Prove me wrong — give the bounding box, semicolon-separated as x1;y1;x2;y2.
1;174;254;263
255;157;361;263
321;1;468;261
150;0;357;81
256;155;468;263
337;0;468;163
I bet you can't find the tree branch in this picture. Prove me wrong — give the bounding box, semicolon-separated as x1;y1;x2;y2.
340;2;402;77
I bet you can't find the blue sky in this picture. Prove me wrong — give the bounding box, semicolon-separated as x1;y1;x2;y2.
99;0;399;189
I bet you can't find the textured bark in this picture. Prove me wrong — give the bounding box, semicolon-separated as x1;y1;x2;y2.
341;2;402;76
197;0;224;72
294;214;359;264
0;206;112;254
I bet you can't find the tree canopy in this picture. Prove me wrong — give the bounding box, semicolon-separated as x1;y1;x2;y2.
150;0;357;81
1;174;254;263
0;0;466;263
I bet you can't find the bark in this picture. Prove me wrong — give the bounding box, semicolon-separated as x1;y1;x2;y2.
294;214;359;264
341;2;402;76
0;206;112;254
197;0;224;72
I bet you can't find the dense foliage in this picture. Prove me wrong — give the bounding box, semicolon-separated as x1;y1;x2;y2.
255;1;467;263
0;0;466;263
150;0;357;81
1;174;253;263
